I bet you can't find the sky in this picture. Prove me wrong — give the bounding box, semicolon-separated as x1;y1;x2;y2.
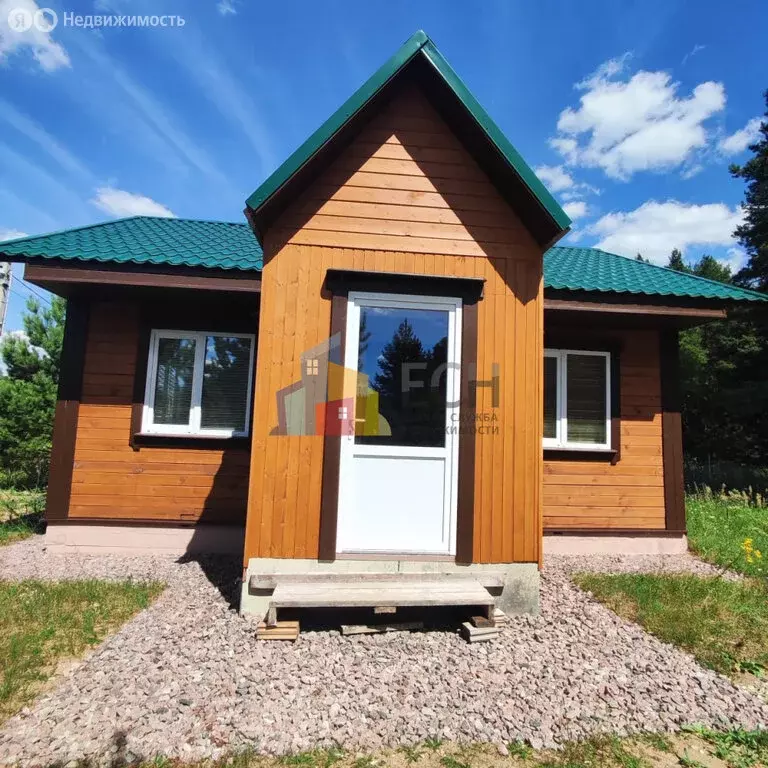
0;0;766;336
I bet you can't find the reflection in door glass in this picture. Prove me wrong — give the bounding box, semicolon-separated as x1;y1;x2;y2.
356;306;449;448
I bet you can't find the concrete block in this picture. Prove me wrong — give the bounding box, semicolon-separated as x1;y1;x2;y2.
496;563;540;616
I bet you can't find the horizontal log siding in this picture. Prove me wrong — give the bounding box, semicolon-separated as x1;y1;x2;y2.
70;301;250;524
543;329;666;530
244;84;544;564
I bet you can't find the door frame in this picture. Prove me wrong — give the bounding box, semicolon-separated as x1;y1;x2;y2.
336;290;463;556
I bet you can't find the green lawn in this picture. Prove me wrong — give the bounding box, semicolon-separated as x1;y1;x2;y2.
0;579;163;721
573;492;768;681
0;490;45;546
574;572;768;679
687;491;768;577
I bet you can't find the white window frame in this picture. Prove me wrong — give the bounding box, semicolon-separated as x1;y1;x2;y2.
543;348;611;451
141;329;256;438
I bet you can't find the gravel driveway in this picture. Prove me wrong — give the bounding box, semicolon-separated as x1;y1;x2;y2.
0;538;766;766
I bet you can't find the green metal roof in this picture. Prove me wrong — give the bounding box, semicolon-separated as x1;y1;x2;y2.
545;246;767;303
245;30;570;235
1;216;765;304
0;216;263;271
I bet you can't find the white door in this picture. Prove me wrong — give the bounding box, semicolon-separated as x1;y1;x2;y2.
336;292;462;555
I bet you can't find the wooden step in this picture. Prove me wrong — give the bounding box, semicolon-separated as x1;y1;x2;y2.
250;571;505;592
265;578;494;625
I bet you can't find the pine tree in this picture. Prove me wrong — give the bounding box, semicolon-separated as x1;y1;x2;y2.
731;91;768;290
372;319;426;401
693;254;732;284
667;248;688;272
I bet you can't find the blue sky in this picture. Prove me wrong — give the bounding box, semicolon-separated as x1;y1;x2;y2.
1;0;766;335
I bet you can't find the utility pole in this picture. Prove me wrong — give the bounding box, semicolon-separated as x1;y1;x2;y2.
0;261;10;338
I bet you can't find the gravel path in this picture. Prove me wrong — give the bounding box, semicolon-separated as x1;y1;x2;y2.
0;538;766;766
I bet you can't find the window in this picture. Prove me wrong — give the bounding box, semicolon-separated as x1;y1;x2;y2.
142;330;255;437
544;349;611;450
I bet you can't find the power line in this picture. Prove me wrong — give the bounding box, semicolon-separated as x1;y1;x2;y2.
9;272;52;307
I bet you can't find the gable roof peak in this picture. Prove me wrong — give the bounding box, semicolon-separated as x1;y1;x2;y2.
244;30;570;248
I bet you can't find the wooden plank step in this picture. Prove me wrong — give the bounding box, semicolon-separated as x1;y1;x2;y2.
250;571;505;591
269;579;494;610
256;620;300;641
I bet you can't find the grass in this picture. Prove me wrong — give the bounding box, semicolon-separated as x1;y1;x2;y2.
573;572;768;679
0;489;45;545
687;490;768;578
58;731;768;768
683;725;768;768
0;579;163;721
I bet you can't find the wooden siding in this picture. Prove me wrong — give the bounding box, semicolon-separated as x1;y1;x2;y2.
244;83;544;564
543;329;666;530
69;301;251;524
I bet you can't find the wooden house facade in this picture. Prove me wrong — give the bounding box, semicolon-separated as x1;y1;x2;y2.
2;32;764;616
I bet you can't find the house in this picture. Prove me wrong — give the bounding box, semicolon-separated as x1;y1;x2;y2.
2;31;765;617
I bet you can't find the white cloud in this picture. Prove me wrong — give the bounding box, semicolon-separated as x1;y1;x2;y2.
534;164;598;218
0;0;70;71
681;44;705;66
217;0;237;14
90;187;176;218
75;38;233;189
0;97;93;181
534;164;575;193
718;117;762;156
0;228;27;241
587;200;742;264
552;54;726;180
562;201;589;220
576;52;633;91
723;247;747;273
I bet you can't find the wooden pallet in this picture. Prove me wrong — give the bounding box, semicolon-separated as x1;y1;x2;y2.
256;620;300;641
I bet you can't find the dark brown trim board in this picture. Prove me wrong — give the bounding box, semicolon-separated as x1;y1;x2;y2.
25;262;262;295
317;292;347;561
46;298;89;521
128;300;259;450
455;301;478;564
317;274;482;563
129;311;152;447
543;334;622;464
544;293;727;319
324;269;485;302
660;330;686;532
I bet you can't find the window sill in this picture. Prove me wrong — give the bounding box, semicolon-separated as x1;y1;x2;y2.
544;447;619;463
131;433;251;450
